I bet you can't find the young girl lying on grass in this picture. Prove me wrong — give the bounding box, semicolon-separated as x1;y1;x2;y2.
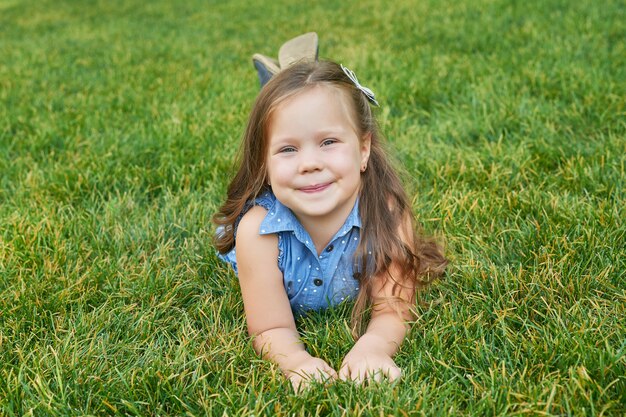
214;59;447;391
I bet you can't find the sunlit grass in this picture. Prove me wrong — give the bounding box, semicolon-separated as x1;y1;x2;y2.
1;0;624;415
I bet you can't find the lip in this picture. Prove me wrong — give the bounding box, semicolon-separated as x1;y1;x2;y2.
299;182;331;193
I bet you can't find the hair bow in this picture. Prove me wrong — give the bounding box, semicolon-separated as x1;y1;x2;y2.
340;64;380;106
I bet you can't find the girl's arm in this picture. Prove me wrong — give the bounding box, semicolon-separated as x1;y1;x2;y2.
338;267;412;382
339;216;416;383
235;206;337;390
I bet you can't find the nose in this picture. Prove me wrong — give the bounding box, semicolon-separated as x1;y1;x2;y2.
298;149;323;174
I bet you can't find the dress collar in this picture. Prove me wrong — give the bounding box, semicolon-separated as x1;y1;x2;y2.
258;192;361;242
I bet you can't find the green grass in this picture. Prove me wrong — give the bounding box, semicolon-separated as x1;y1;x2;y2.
1;0;624;415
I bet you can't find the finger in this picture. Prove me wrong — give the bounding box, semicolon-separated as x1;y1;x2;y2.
338;364;351;381
312;368;335;384
321;364;338;380
290;375;305;393
385;365;402;382
368;369;383;383
351;368;365;384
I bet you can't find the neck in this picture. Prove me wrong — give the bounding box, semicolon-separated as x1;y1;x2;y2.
296;196;358;256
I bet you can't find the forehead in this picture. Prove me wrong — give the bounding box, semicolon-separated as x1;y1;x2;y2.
267;84;358;136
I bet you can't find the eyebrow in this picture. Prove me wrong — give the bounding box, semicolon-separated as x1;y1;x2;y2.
270;127;351;144
317;127;350;136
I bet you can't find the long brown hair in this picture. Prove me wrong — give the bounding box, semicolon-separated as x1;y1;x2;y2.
213;60;448;337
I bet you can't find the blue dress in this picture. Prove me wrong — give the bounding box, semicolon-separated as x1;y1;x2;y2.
218;191;361;315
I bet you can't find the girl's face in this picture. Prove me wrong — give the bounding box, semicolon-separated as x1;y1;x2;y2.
266;84;370;226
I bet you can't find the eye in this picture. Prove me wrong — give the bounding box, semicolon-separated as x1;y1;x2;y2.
321;138;338;146
278;146;297;153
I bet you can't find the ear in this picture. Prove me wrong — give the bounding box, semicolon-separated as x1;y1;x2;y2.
360;132;372;166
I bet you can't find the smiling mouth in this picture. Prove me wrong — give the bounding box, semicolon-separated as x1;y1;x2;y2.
299;183;331;193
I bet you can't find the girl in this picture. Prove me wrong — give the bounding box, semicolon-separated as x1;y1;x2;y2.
213;60;447;390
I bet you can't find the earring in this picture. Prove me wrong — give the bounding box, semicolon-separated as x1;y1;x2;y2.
360;163;367;172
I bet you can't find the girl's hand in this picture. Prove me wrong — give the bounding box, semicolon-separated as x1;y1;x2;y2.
338;346;401;384
284;351;337;392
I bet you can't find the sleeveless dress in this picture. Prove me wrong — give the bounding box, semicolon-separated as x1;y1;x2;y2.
217;191;361;315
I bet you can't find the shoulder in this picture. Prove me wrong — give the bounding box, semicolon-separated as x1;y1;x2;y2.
236;191;281;255
235;206;279;273
233;191;276;235
237;205;276;248
238;204;269;234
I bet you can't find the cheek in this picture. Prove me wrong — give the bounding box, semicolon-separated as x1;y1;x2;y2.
267;157;294;185
335;149;363;176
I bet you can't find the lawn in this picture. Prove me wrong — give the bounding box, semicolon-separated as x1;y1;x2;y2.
0;0;624;415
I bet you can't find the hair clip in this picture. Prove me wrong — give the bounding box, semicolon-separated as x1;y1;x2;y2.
340;64;380;106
